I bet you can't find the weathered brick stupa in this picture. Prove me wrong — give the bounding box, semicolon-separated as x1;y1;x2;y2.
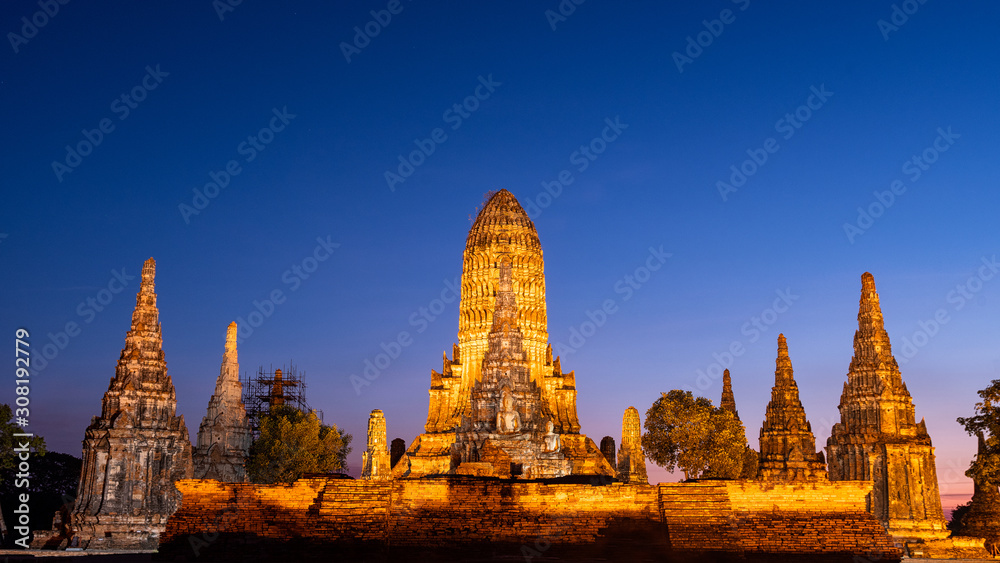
399;189;613;477
71;258;193;549
720;369;739;420
193;321;251;482
361;409;391;480
956;432;1000;553
826;272;949;541
758;334;827;481
617;406;648;484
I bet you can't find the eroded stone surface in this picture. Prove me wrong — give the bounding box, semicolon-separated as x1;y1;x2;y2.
362;409;391;480
600;436;616;468
956;433;1000;554
826;272;950;542
406;190;611;478
71;258;193;549
758;334;827;481
453;260;572;478
193;321;251;482
617;406;648;484
720;368;738;420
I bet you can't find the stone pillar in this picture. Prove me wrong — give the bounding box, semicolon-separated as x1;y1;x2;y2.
362;409;391;480
617;406;648;484
390;438;406;469
600;436;617;468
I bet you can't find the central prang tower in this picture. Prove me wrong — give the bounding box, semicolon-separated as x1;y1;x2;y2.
400;190;611;478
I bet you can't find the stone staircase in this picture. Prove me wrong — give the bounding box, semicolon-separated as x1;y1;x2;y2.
659;482;743;554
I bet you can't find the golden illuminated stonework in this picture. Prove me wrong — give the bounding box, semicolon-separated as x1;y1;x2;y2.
826;272;949;541
758;334;827;481
400;189;611;478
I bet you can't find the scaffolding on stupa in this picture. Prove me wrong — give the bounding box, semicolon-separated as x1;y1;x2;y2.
241;362;322;438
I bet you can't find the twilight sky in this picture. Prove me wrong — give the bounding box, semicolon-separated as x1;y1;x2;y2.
2;1;998;512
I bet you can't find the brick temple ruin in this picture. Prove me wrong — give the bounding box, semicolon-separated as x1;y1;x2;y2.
826;272;966;555
192;321;252;482
758;334;828;481
47;259;195;549
34;190;1000;559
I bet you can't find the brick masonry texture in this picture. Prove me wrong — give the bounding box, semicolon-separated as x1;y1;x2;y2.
161;477;901;560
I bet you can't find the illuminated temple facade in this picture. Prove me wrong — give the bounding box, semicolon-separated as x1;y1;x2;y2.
396;190;613;478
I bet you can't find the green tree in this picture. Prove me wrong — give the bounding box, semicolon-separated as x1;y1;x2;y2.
247;406;352;484
948;501;972;534
957;379;1000;487
740;446;760;479
641;390;748;480
0;404;45;473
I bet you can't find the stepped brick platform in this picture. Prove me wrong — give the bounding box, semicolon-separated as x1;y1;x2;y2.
159;476;901;561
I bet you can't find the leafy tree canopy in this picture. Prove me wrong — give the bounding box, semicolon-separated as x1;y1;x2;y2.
0;404;45;475
247;406;352;484
957;379;1000;486
641;390;750;480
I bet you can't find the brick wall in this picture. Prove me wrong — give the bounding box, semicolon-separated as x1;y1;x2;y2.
160;477;901;560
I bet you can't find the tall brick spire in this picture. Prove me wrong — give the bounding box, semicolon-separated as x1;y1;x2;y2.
720;369;739;421
617;406;648;484
758;334;826;481
72;257;193;549
826;272;948;540
194;321;251;481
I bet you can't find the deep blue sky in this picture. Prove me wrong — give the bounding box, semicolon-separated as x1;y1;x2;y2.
2;1;998;510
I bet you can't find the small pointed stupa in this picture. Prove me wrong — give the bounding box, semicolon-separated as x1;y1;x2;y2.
362;409;391;480
617;406;648;484
720;368;739;421
193;322;251;482
758;334;826;481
